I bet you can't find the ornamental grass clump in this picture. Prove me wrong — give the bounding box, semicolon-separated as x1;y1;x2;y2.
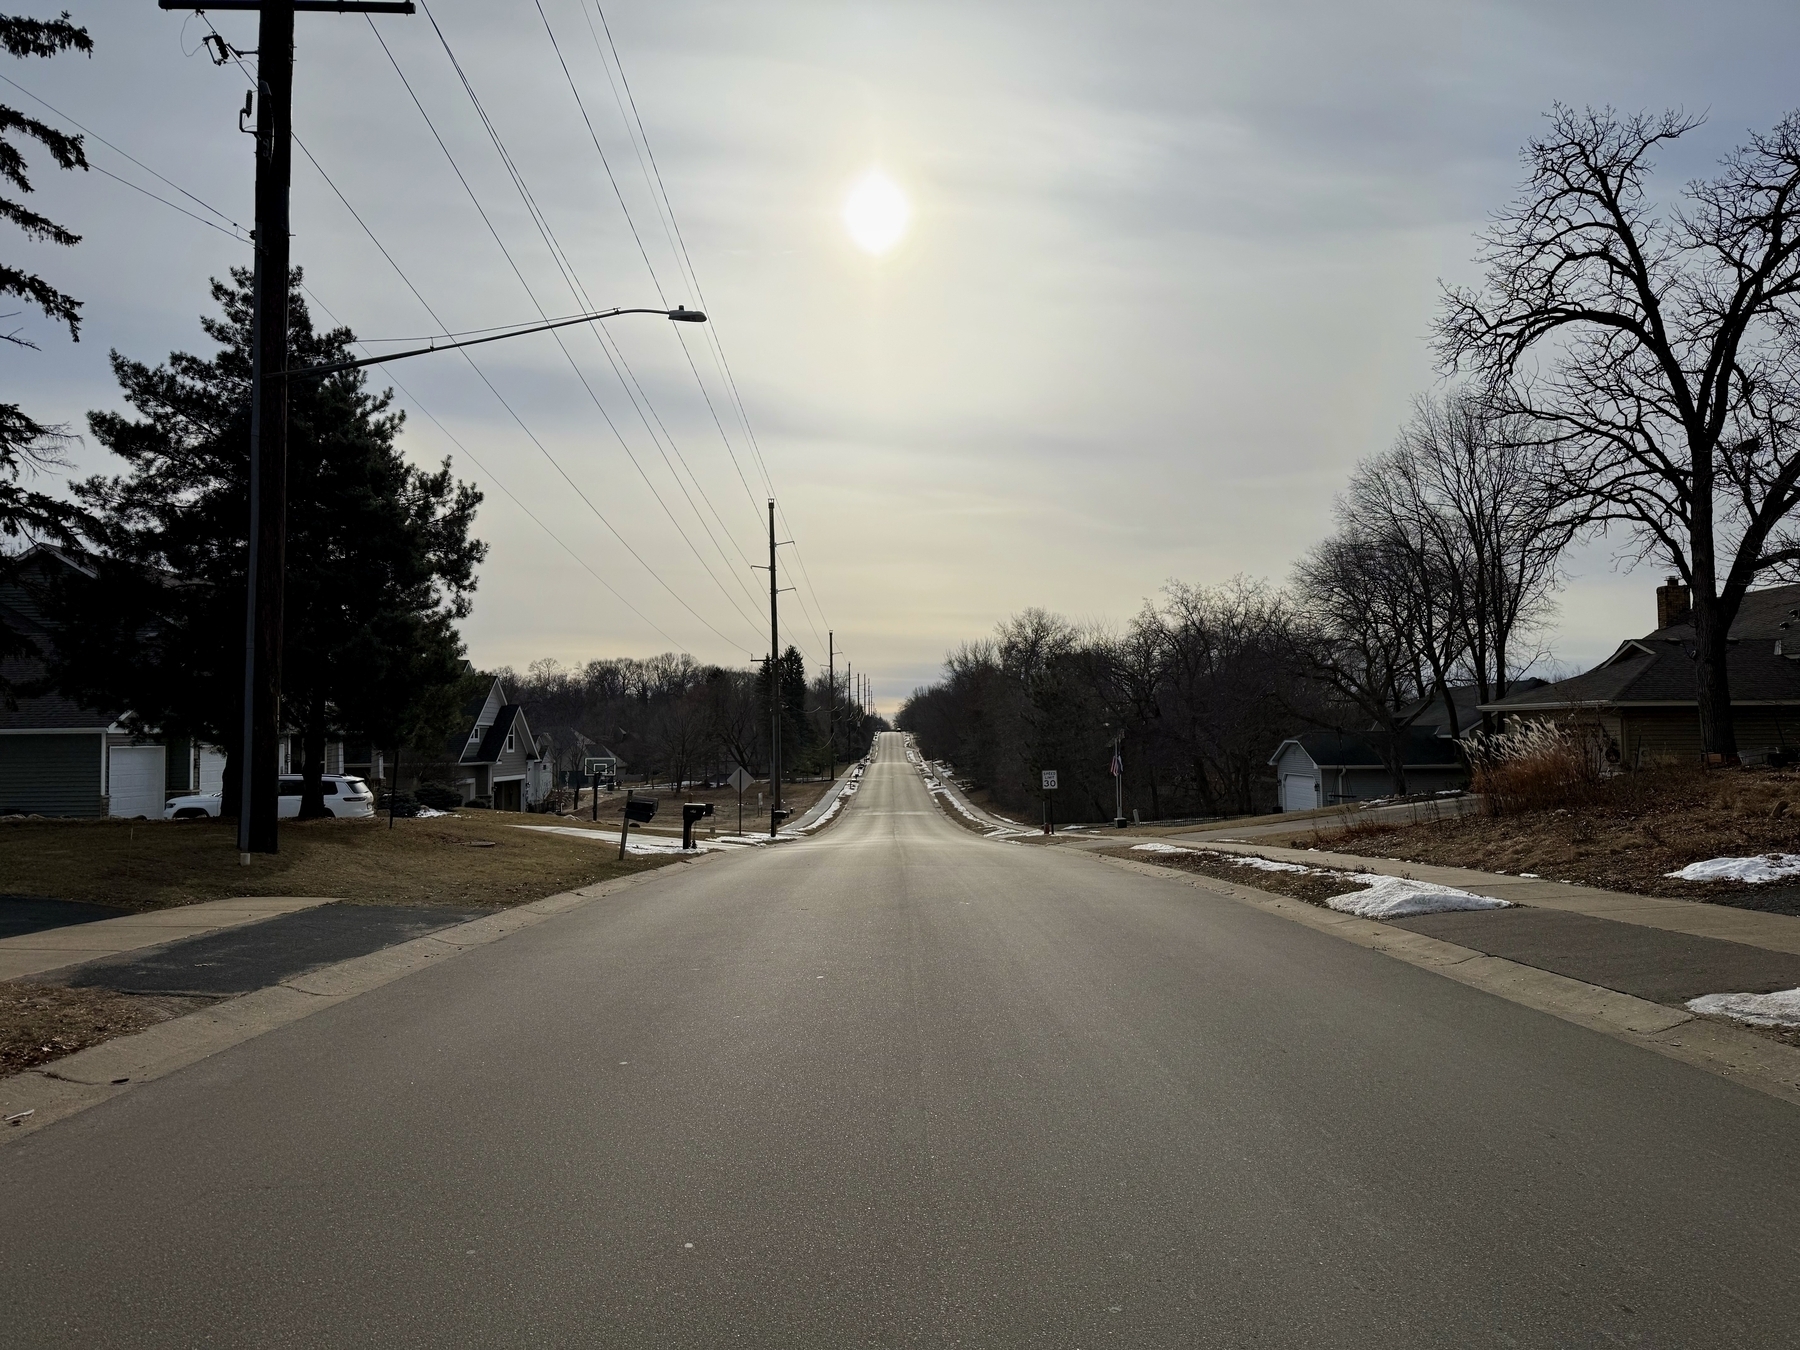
1463;720;1608;817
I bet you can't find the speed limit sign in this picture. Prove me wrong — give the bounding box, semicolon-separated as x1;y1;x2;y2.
1041;770;1058;791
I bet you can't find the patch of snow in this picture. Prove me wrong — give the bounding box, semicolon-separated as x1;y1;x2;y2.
1326;876;1511;919
1687;988;1800;1028
1130;842;1198;854
1665;854;1800;884
1230;855;1313;874
415;805;453;818
1519;872;1540;879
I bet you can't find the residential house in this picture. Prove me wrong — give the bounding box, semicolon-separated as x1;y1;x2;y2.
1268;728;1466;812
444;675;546;810
1;546;344;816
0;547;190;817
1482;578;1800;765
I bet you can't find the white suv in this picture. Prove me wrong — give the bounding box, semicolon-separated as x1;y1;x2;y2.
164;774;377;821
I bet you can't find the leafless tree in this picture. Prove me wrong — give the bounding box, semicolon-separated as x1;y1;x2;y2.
1438;104;1800;759
1351;388;1576;729
1291;528;1440;793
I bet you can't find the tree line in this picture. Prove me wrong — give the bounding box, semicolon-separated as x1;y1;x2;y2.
499;647;884;791
905;102;1800;811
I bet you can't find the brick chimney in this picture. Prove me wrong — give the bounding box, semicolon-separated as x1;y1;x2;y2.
1657;577;1692;630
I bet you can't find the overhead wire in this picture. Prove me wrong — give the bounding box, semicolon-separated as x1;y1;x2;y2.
0;65;685;648
422;12;771;630
192;13;732;655
530;0;765;578
383;9;769;649
583;3;835;662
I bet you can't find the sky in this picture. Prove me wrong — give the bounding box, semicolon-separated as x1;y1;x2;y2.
8;1;1800;714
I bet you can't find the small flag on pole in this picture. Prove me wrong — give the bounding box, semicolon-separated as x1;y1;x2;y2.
1110;748;1123;777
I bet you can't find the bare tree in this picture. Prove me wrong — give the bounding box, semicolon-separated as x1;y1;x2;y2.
1439;105;1800;759
1353;389;1576;729
1291;528;1441;794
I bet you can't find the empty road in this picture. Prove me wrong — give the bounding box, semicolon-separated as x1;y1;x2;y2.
4;730;1799;1346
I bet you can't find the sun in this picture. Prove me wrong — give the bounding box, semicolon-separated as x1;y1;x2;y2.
843;168;910;255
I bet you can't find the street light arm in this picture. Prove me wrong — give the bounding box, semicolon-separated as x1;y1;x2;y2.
279;305;706;379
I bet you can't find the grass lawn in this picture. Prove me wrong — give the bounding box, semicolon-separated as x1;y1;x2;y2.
0;811;680;912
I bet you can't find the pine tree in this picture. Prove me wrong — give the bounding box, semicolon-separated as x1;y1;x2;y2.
0;11;91;690
51;269;485;818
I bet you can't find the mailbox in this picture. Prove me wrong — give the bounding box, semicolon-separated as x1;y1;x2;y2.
624;797;657;825
681;801;715;850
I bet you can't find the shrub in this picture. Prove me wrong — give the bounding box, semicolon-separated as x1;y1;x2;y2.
1463;720;1608;816
414;783;463;811
378;791;421;818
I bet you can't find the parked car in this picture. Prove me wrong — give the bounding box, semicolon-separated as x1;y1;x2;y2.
164;775;377;821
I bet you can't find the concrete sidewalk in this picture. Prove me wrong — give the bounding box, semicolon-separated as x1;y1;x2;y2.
0;897;336;982
1175;837;1800;956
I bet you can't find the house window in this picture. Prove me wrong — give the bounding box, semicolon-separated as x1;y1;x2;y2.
469;725;484;744
505;729;515;753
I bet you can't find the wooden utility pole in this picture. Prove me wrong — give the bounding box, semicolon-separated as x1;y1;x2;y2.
766;499;782;838
826;630;834;785
160;1;416;861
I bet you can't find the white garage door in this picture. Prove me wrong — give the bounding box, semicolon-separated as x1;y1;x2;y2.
1282;773;1316;813
108;745;167;819
197;746;227;795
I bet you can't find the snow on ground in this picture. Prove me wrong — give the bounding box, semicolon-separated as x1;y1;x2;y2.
512;825;743;854
1326;876;1510;919
414;806;453;819
1666;854;1800;883
1130;843;1312;874
1687;987;1800;1028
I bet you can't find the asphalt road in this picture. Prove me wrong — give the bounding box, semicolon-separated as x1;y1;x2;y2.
4;731;1800;1346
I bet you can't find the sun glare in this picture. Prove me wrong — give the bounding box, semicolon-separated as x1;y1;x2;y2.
843;168;910;255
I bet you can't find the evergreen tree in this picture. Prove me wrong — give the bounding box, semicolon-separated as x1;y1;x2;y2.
0;11;91;689
51;268;485;817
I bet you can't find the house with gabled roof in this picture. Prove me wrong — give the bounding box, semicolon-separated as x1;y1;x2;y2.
446;675;545;810
1483;578;1800;765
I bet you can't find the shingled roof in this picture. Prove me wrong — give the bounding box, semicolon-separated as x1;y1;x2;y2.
1487;581;1800;712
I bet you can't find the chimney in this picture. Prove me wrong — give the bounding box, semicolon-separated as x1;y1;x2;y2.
1657;577;1692;630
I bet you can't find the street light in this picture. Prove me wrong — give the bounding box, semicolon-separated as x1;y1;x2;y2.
236;301;699;862
283;305;707;379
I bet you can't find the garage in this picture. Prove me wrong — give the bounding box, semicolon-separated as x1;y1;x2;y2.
1281;773;1317;813
108;744;167;819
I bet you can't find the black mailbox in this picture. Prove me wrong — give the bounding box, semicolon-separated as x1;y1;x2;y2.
681;801;715;850
624;797;657;824
770;807;791;827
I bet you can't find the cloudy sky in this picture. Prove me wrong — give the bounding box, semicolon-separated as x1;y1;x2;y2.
9;1;1800;712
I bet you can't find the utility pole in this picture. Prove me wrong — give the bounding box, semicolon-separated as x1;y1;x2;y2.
766;499;782;838
162;0;416;862
827;630;835;784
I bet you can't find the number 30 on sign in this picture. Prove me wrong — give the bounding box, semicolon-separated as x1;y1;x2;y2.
1041;770;1058;791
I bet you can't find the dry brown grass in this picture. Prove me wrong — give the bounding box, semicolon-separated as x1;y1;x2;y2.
0;982;206;1076
1322;765;1800;908
0;811;677;912
1091;845;1371;906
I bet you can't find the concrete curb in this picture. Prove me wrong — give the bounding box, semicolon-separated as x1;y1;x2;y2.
0;854;727;1145
1083;853;1800;1110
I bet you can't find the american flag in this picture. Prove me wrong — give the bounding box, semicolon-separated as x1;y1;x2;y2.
1110;747;1123;777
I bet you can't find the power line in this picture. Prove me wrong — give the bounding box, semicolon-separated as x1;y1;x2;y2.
381;10;768;649
528;0;769;582
197;7;753;657
298;283;691;652
421;3;771;631
587;4;837;660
